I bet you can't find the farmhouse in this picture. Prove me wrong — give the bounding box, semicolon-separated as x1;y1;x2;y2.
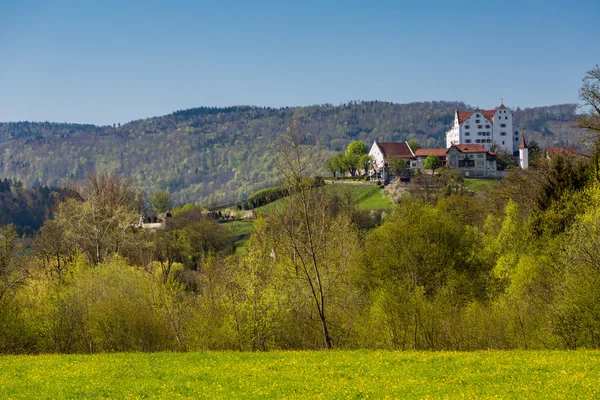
368;141;416;173
446;104;520;155
446;144;498;178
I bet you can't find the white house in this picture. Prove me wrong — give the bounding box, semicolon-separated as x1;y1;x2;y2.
369;141;416;173
446;104;520;155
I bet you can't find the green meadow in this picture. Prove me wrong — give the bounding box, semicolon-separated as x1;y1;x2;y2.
463;178;500;192
255;183;393;214
1;350;598;399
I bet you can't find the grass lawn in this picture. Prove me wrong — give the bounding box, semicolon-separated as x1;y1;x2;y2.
327;184;393;210
255;184;392;214
463;178;500;192
0;350;598;399
218;220;254;254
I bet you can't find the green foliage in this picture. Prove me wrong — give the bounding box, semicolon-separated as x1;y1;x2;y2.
407;139;421;151
346;140;368;157
149;190;172;214
423;154;442;173
388;157;409;175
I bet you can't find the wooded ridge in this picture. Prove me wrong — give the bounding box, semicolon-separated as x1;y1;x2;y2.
0;102;583;205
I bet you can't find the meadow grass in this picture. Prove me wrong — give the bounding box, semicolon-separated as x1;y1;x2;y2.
255;183;392;215
463;178;500;192
1;350;598;399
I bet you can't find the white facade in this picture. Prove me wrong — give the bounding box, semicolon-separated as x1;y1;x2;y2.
519;136;529;169
368;141;385;172
446;105;520;154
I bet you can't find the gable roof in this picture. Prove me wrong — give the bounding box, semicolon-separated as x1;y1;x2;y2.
519;136;527;149
377;142;415;158
481;110;495;122
457;111;474;124
456;104;509;125
449;144;494;154
415;148;448;157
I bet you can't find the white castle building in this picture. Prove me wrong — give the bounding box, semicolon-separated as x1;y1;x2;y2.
446;104;520;154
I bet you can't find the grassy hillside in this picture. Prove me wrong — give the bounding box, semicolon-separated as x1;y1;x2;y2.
1;350;598;399
0;102;584;206
254;183;393;214
463;178;501;192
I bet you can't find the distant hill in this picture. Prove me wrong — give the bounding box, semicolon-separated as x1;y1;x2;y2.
0;101;584;205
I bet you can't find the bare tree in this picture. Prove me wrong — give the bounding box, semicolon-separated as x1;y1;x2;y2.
576;65;600;137
269;122;345;349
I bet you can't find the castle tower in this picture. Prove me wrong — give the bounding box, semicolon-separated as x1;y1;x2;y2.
519;135;528;169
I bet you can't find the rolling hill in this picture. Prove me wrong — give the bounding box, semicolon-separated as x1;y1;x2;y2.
0;101;585;205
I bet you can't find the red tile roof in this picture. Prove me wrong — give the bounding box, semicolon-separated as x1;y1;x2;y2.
457;105;508;125
481;110;496;122
450;144;493;154
545;146;579;158
457;111;474;124
377;142;415;159
519;136;527;149
415;148;448;157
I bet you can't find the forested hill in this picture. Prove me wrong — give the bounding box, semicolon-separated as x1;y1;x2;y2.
0;101;584;205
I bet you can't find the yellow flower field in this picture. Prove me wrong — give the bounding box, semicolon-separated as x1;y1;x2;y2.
1;350;599;399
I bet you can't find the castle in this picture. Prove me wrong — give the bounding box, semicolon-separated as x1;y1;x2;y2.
445;104;521;155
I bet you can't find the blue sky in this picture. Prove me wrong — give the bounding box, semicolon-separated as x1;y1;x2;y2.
1;0;599;125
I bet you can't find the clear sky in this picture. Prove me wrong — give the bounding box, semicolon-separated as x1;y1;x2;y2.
1;0;599;126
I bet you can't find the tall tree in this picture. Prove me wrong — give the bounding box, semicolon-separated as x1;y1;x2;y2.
270;125;359;349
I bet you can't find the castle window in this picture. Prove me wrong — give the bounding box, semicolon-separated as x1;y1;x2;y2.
485;125;490;128
476;119;480;123
465;125;470;129
466;139;471;143
501;124;506;128
500;132;506;136
477;125;482;129
478;154;484;158
465;132;470;136
487;139;491;143
476;139;481;143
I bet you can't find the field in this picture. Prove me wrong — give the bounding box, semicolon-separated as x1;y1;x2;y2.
463;178;500;192
1;350;599;399
219;219;254;254
255;183;393;214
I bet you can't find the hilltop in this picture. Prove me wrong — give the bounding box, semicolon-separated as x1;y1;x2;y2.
0;101;584;205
